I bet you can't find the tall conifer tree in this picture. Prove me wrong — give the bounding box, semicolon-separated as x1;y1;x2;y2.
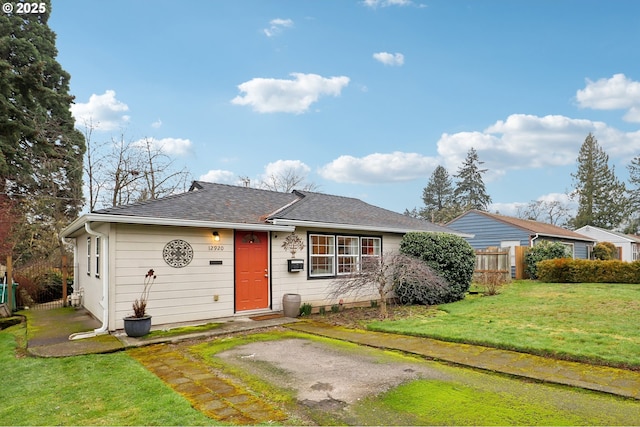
570;133;627;229
453;148;492;211
0;1;85;260
421;165;459;223
624;154;640;233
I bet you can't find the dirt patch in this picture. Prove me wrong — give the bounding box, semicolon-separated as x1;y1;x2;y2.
305;304;436;329
217;337;449;408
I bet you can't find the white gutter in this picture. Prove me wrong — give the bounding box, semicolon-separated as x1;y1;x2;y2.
530;232;594;245
61;213;294;238
270;218;474;238
69;222;109;340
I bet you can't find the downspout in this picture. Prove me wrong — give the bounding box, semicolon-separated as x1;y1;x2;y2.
69;222;109;340
531;233;540;247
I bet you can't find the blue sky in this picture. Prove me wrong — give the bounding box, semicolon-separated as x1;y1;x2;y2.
49;0;640;217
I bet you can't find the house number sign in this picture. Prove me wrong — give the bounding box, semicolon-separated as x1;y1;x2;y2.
163;239;194;268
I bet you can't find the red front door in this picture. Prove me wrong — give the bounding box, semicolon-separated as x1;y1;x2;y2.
234;231;269;311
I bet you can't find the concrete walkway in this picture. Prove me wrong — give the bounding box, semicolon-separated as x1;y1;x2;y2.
287;321;640;400
23;307;297;357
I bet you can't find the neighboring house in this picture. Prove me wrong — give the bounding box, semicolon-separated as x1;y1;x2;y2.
447;210;596;277
60;181;465;333
574;225;640;261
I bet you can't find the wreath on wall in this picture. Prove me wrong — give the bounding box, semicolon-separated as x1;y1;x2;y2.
281;233;305;258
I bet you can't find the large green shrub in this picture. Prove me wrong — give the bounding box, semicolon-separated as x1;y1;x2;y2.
525;240;572;279
399;232;475;303
537;258;640;283
592;241;618;260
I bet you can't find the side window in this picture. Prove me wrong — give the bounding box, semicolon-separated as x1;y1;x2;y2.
95;237;100;278
86;237;91;276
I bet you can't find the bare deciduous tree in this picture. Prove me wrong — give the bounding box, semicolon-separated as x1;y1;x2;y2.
81;119;108;211
327;252;448;318
257;167;319;193
83;131;192;210
516;199;571;226
136;138;191;201
105;134;145;207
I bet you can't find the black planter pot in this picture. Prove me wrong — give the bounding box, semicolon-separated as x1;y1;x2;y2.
123;315;152;337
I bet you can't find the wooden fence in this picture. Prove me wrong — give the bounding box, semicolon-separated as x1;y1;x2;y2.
474;246;529;281
474;248;510;282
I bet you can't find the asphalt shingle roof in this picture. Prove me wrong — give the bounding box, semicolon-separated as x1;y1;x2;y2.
94;182;298;224
93;181;455;233
457;209;594;241
275;190;455;232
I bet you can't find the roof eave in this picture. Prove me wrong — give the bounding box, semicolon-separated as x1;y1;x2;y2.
61;213;295;237
270;218;473;237
532;232;596;243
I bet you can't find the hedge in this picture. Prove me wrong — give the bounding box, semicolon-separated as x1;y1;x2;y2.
537;258;640;283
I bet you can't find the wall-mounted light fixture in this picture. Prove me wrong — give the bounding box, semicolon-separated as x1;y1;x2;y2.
212;231;220;242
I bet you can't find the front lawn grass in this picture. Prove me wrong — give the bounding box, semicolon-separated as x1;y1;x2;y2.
0;325;215;426
368;281;640;369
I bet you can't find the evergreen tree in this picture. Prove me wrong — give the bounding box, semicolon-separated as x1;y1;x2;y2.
624;155;640;233
453;148;491;211
570;133;627;229
0;1;85;260
421;165;460;223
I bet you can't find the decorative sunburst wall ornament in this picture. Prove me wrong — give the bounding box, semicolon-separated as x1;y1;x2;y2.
281;233;305;258
163;239;194;268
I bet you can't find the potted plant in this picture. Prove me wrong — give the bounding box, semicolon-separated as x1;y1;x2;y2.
123;269;156;337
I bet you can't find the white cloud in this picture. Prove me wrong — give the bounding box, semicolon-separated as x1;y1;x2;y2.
134;137;192;156
319;152;439;184
362;0;413;8
436;114;640;181
373;52;404;66
231;73;350;114
262;159;310;179
576;73;640;122
199;169;237;184
264;18;294;37
537;192;575;206
151;119;162;129
71;90;130;131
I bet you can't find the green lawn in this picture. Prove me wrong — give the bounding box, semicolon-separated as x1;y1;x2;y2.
2;295;640;426
368;281;640;369
0;326;214;426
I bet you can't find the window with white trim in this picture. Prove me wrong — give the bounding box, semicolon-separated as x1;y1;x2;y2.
361;237;382;270
337;236;359;275
95;237;100;278
309;234;335;277
309;234;381;277
86;237;91;276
